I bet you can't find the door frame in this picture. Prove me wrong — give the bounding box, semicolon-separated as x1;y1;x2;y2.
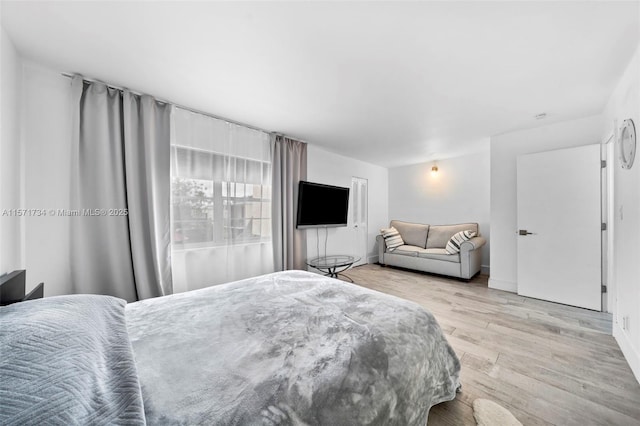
604;132;616;314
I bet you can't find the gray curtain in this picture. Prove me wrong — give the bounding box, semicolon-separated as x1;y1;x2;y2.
271;134;307;270
70;76;172;301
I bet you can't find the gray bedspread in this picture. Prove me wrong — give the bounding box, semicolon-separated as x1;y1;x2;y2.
126;270;460;425
0;295;145;425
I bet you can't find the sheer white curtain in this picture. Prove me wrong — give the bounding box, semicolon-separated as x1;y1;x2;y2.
170;108;273;292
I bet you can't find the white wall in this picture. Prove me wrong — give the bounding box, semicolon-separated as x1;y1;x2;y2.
0;48;74;295
489;114;603;292
388;150;490;273
604;43;640;382
15;68;390;293
21;63;73;295
0;27;23;275
306;145;388;264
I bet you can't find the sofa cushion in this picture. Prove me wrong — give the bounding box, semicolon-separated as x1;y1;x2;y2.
390;246;461;263
391;245;422;256
390;220;430;248
445;230;477;254
427;223;479;249
380;226;404;251
417;248;461;263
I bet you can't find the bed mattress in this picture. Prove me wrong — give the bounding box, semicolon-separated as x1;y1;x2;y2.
126;270;460;425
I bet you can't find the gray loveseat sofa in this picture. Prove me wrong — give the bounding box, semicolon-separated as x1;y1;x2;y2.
377;220;486;279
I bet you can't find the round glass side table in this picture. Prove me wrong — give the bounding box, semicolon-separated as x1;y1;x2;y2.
306;255;360;282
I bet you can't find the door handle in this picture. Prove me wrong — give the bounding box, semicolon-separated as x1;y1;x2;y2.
518;229;535;236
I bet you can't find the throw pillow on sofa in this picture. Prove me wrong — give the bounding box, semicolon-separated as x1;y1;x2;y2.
445;230;477;254
381;226;404;252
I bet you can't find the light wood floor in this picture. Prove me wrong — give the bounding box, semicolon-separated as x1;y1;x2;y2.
342;264;640;426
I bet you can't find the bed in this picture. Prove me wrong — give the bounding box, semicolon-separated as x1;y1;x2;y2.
0;270;460;425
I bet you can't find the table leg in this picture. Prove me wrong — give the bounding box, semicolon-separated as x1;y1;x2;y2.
310;262;356;280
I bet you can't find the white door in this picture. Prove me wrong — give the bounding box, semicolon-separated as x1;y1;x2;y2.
351;177;368;267
516;144;601;311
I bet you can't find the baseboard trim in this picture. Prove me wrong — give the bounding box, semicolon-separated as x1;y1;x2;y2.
613;321;640;384
367;255;379;264
488;278;517;293
481;265;490;275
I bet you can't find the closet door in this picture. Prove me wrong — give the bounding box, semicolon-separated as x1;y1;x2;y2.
517;144;601;310
351;177;368;266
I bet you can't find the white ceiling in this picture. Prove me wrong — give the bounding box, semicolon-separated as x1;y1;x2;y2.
2;1;639;167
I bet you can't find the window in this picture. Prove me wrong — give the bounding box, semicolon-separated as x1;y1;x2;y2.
171;147;271;249
171;177;214;245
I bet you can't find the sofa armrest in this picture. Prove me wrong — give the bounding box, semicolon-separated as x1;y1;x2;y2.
376;234;387;264
460;236;486;252
459;236;485;279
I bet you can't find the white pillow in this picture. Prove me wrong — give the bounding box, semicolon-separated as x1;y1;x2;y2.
445;230;477;254
380;226;404;252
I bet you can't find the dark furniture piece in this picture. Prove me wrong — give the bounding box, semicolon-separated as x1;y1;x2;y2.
0;270;44;306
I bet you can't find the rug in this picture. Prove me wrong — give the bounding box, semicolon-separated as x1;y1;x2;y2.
472;398;523;426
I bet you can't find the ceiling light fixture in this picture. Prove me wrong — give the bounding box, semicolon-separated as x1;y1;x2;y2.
535;113;547;120
431;165;438;175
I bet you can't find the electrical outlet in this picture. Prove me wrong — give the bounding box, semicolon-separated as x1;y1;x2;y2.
622;316;630;331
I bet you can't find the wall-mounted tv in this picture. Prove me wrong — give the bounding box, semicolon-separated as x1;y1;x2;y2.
296;181;350;228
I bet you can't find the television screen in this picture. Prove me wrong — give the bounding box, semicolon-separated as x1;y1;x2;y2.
296;181;350;228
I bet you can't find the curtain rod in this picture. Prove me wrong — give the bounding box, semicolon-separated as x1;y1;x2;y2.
61;72;272;135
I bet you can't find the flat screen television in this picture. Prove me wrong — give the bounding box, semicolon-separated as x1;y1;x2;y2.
296;181;350;228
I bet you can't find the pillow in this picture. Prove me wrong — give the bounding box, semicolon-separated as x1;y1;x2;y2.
380;226;405;252
445;230;477;254
427;223;478;249
390;220;430;248
0;295;145;425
